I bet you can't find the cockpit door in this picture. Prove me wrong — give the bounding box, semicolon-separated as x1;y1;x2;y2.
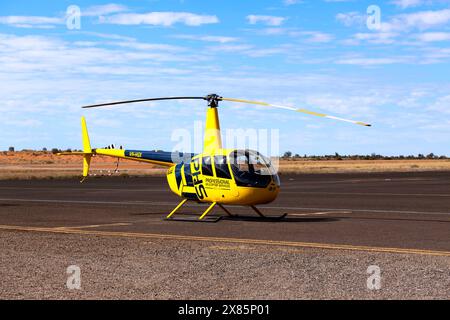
180;162;199;201
213;155;239;197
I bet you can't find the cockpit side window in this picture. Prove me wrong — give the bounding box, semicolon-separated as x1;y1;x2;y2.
202;156;213;176
214;155;231;179
236;153;250;173
248;153;272;176
230;150;272;188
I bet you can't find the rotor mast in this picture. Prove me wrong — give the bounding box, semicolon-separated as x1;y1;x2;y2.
204;94;223;154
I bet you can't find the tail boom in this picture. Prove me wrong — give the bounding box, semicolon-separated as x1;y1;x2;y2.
58;117;192;181
93;148;186;167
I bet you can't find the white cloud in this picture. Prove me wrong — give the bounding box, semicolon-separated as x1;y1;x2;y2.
246;15;286;26
0;33;200;79
207;43;297;58
380;9;450;33
391;0;426;9
338;8;450;32
100;12;219;26
249;27;333;42
0;16;63;28
304;94;379;116
419;47;450;63
207;44;254;53
256;27;299;36
173;35;239;43
0;4;128;29
336;57;411;65
429;94;450;113
0;5;130;29
284;0;303;5
335;12;365;27
91;118;122;127
339;8;450;46
346;32;399;44
83;4;129;17
301;31;334;43
9;119;42;127
246;47;292;57
416;32;450;41
75;31;135;42
110;40;185;52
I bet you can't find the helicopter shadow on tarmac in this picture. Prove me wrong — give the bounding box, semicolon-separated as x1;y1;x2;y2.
220;215;339;223
129;211;339;223
0;203;20;207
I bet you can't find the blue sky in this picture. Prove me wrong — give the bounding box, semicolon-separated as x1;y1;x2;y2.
1;0;450;156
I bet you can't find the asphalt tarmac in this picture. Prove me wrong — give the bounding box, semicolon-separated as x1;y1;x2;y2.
1;172;449;299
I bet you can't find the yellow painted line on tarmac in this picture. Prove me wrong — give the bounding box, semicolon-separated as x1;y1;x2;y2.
0;224;450;257
209;245;254;251
54;223;131;230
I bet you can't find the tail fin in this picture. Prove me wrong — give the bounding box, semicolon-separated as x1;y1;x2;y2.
81;117;92;181
57;117;93;182
81;117;92;154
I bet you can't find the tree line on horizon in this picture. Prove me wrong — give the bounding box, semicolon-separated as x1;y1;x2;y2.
282;151;448;160
2;147;448;160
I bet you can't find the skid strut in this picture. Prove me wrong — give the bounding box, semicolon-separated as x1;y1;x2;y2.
166;199;188;219
217;203;235;217
165;200;221;222
250;205;266;218
250;205;287;220
199;202;217;220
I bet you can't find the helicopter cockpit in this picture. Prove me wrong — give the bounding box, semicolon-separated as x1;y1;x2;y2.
230;150;280;188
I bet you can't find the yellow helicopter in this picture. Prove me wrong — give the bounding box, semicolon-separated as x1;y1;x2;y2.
60;94;370;221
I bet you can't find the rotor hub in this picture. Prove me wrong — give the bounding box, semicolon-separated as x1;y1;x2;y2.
205;94;222;108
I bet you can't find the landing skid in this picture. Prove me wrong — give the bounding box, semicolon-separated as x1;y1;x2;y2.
165;200;287;222
164;215;222;223
223;213;288;221
221;205;287;221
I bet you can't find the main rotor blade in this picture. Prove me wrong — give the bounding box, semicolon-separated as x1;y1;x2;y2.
220;97;371;127
82;96;206;108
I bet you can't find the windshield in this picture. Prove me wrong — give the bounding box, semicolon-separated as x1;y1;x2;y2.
230;150;278;188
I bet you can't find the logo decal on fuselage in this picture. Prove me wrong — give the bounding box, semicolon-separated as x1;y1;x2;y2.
192;158;208;200
205;177;230;190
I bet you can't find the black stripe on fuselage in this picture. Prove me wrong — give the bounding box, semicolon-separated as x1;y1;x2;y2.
182;192;199;201
125;150;194;164
175;163;183;189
